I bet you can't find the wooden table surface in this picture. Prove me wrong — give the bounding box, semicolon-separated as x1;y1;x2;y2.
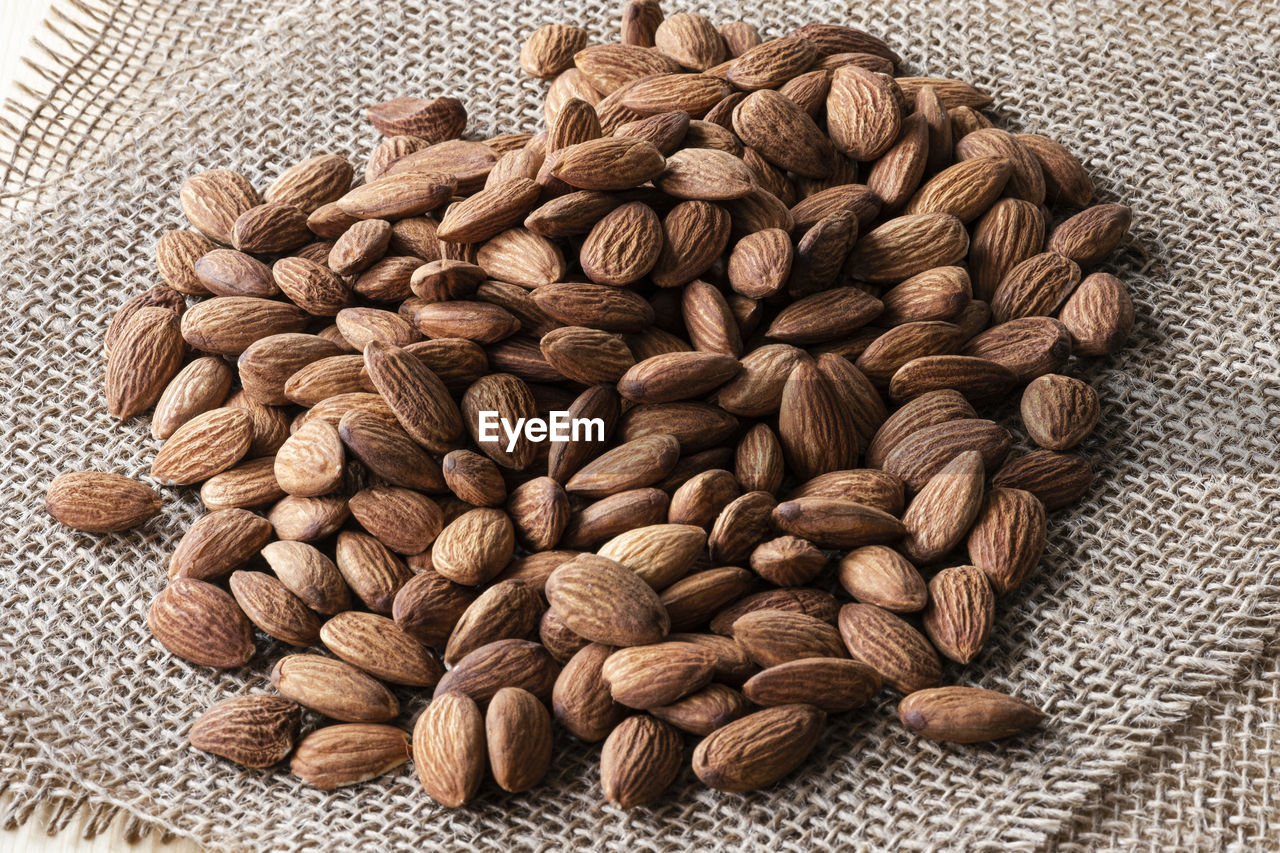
0;3;198;851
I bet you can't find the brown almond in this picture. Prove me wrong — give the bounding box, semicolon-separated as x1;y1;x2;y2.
1059;272;1134;357
898;687;1046;743
554;643;627;742
881;417;1012;493
827;64;901;160
148;578;253;669
291;723;411;790
46;471;161;533
229;570;322;646
922;565;995;664
521;23;591;78
486;687;553;793
334;529;413;613
152;407;253;485
1020;374;1100;450
970;198;1045;300
105;306;185;419
743;658;881;712
169;508;272;581
954;128;1045;205
601;715;683;807
391;569;477;646
261;540;352;615
691;704;825;793
845;212;968;283
837;602;941;693
602;641;717;708
180;169;259;244
444;580;544;666
900;450;985;563
546;554;671;646
967;487;1047;595
654;12;725;71
413;691;485;807
189;695;301;768
431;507;516;586
433;638;560;705
564;434;680;497
180;296;307;356
1019;134;1093;207
321;611;443;686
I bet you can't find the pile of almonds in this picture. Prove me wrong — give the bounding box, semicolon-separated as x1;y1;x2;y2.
44;2;1134;808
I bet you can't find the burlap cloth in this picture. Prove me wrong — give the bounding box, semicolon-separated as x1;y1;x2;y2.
1;0;1277;849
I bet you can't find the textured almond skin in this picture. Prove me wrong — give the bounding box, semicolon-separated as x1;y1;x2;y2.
731;610;849;667
906;156;1013;222
189;695;301;768
230;202;311;254
1059;272;1134;356
105;286;186;356
888;354;1016;404
600;715;683;808
1021;374;1100;450
954;127;1045;204
180;296;308;356
601;642;717;708
334;530;413;613
962;316;1070;383
923;565;996;664
180;169;259;244
274;418;345;497
778;360;859;480
46;471;162;533
692;704;826;793
881;418;1012;493
546;554;671;646
772;497;904;549
339;408;446;493
414;691;486;807
105;306;185;419
708;490;777;565
153;357;234;439
270;654;399;722
155;229;215;295
649;682;750;735
992;451;1095;511
1019;133;1092;207
967;487;1048;595
655;147;755;200
837;602;942;693
1047;203;1131;267
229;570;321;646
788;470;905;515
554;643;627;742
444;580;544;666
838;545;927;612
168;508;271;580
597;523;706;590
901;450;985;563
348;485;442;556
262;540;352;615
991;251;1082;323
734;89;835;179
486;686;553;792
565;434;680;498
364;340;464;454
148;578;254;669
522;24;590;78
273;257;352;316
579;202;663;285
728;35;818;90
743;658;882;712
969;198;1045;301
291;724;411;790
320;611;443;686
432;639;561;705
654;12;725;70
431;508;516;586
898;687;1046;743
391;569;477;646
366;95;465;141
845;213;968;283
827;65;901;161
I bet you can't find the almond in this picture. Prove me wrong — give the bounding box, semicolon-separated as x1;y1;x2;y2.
691;704;825;793
922;565;995;664
1059;272;1134;357
180;169;259;244
732;610;848;667
991;450;1095;511
229;570;322;646
898;686;1046;743
105;306;186;419
334;529;413;613
546;554;671;646
521;24;591;78
444;580;544;666
189;695;301;768
837;602;941;693
837;545;927;612
845;212;968;283
321;611;443;686
743;658;881;712
148;578;254;669
827;65;901;160
553;643;627;742
291;724;411;790
486;686;553;792
900;449;985;563
152;407;253;485
46;471;162;533
1020;374;1100;450
601;715;683;807
431;507;516;586
967;487;1047;595
367;95;466;140
261;540;352;615
432;638;560;705
413;691;486;807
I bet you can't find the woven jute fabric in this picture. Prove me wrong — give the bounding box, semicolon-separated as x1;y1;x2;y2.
1;0;1278;849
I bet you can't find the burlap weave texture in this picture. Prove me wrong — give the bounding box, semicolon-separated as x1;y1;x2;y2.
1;0;1278;850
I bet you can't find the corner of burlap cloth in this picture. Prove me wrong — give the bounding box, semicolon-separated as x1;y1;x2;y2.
2;1;1279;850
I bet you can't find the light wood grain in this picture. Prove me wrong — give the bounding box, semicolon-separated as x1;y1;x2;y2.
0;1;199;850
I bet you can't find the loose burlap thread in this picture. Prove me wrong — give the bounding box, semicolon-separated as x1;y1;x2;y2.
1;0;1278;849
